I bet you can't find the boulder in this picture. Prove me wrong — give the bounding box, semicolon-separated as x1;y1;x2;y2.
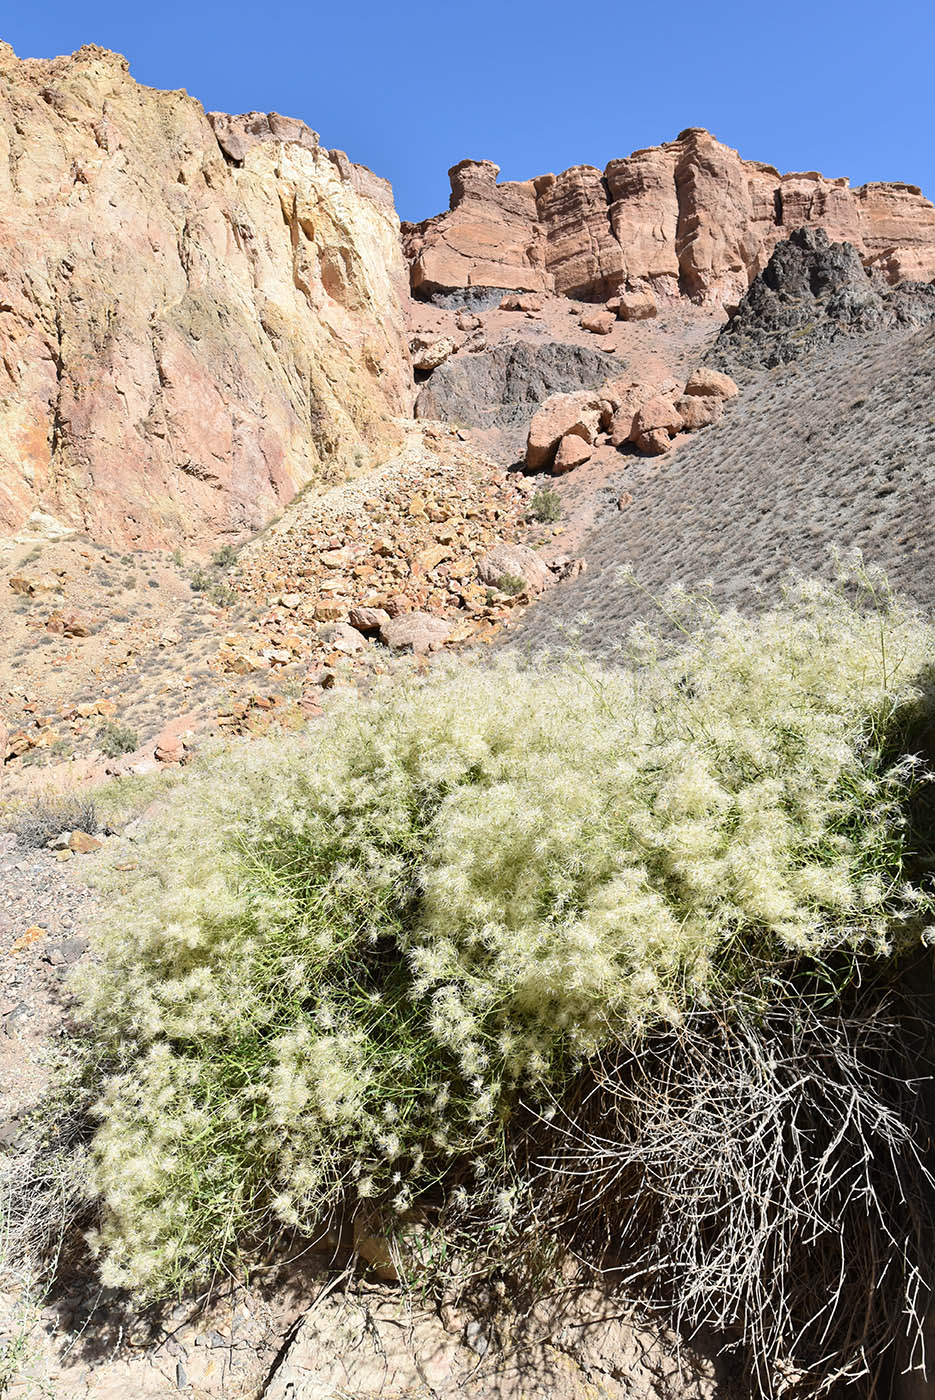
616;290;657;321
383;594;411;617
410;336;457;372
68;830;103;854
328;622;366;654
674;394;724;429
314;601;344;622
631;396;683;438
553;434;593;473
579;309;616;335
525;390;605;470
348;606;390;632
379;612;452;654
683;367;740;399
62;612;94;638
549;554;588;580
500;293;543;312
476;543;551;594
633;427;672;455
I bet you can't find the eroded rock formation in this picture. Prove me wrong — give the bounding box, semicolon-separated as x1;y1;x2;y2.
403;129;935;308
716;226;935;367
0;43;413;546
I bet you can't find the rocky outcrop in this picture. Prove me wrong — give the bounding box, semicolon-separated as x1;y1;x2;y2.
404;158;549;304
0;43;413;547
525;366;738;470
414;340;626;462
404;130;935;309
717;227;935;368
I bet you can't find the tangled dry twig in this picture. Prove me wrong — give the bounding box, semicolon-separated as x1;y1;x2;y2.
512;999;935;1396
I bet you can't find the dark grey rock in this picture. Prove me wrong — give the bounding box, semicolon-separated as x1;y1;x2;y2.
415;339;626;462
417;285;517;311
717;227;935;369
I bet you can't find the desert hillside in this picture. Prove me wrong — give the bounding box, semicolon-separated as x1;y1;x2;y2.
2;38;935;1400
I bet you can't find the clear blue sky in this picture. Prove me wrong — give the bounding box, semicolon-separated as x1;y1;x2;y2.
3;0;933;224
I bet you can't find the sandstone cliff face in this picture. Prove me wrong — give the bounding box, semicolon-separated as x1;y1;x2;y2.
0;44;413;546
402;129;935;307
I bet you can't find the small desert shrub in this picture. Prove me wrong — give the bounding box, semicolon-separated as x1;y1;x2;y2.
485;994;935;1396
496;572;527;596
96;722;138;758
190;567;236;607
9;795;98;847
54;570;935;1309
211;544;238;569
528;486;562;524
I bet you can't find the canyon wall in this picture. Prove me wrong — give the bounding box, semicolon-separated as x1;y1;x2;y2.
403;129;935;306
0;43;413;547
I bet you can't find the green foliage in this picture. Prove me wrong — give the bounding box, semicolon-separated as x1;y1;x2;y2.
211;544;238;569
190;566;236;607
69;573;935;1296
528;487;562;524
96;721;138;758
496;573;527;596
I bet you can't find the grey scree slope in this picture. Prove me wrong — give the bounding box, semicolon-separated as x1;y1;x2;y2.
510;323;935;655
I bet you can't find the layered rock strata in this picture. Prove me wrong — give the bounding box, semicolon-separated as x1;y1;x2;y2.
0;43;413;546
403;129;935;308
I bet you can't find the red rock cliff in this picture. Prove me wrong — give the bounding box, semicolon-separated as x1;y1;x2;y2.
403;129;935;305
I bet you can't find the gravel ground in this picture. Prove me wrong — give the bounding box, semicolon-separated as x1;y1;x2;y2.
0;832;100;1127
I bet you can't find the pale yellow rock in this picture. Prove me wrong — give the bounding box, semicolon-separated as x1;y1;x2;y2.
0;42;414;547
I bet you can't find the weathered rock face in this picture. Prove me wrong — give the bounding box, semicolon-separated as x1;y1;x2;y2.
0;43;413;546
404;158;549;302
717;227;935;368
535;165;623;300
404;129;935;309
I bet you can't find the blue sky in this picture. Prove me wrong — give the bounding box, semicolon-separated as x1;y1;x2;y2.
3;0;933;224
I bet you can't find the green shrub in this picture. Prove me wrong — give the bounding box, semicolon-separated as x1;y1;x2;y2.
96;722;138;758
211;544;238;569
528;487;562;524
67;573;935;1298
496;573;527;596
190;566;236;607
